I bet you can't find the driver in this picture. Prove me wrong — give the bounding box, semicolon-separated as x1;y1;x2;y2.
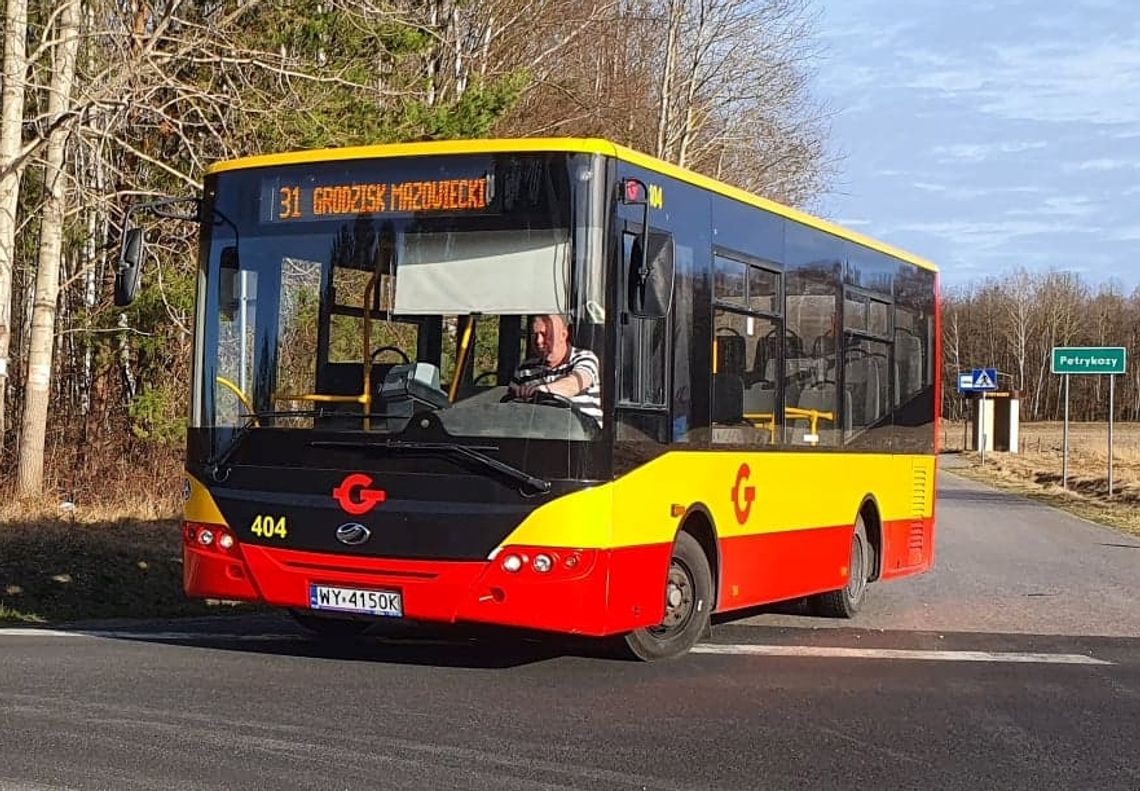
509;314;602;427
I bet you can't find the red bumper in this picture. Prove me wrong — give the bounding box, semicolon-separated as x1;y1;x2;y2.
184;528;671;637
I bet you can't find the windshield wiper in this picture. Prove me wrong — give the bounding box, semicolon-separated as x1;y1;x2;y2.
205;409;325;482
308;439;552;495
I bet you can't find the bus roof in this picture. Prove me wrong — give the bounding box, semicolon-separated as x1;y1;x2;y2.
205;138;938;274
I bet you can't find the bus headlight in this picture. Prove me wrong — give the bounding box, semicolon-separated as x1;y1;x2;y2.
533;554;553;573
502;554;523;573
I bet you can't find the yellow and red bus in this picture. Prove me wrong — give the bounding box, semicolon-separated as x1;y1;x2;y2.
116;138;938;660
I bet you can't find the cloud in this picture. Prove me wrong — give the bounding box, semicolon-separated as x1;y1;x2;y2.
965;41;1140;125
931;141;1048;163
910;181;1046;200
1064;158;1140;172
889;218;1098;251
1006;195;1097;218
1110;225;1140;241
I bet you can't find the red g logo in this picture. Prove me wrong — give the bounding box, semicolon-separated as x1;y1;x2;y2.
731;463;756;525
332;473;387;515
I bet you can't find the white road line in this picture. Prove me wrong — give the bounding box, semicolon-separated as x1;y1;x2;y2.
0;630;1115;665
691;644;1112;665
0;628;301;642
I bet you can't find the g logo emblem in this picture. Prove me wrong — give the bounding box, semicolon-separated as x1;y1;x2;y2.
332;473;387;515
731;463;756;525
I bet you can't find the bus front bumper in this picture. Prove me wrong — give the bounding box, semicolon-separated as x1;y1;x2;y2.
182;523;669;637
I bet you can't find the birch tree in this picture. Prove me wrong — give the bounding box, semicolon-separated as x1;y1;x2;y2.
0;0;29;452
15;0;80;496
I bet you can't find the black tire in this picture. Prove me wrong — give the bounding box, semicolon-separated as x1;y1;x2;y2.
288;609;374;639
622;532;713;661
810;514;870;618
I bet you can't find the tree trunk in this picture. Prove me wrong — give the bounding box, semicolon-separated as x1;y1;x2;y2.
654;0;682;159
15;0;80;497
0;0;29;454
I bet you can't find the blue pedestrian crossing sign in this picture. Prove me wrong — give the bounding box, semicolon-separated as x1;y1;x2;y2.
958;368;998;393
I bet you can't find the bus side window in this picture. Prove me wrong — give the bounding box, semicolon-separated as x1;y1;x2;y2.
785;273;838;446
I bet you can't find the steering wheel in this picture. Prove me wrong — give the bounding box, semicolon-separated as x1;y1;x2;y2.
500;388;575;408
370;345;410;364
472;371;498;387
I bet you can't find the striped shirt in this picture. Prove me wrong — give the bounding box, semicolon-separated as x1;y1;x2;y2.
511;347;603;427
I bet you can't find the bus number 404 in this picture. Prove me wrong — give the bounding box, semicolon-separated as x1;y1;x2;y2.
250;515;287;539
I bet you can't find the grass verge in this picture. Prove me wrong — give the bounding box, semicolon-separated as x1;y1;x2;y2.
0;513;258;625
949;454;1140;538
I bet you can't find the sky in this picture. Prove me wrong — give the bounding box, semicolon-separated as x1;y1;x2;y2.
812;0;1140;289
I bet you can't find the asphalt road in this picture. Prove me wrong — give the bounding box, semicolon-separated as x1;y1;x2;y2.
2;466;1139;791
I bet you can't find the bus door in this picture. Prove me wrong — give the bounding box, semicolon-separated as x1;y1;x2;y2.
613;200;675;463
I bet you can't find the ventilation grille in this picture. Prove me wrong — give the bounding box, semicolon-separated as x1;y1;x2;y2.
907;521;925;552
911;465;930;517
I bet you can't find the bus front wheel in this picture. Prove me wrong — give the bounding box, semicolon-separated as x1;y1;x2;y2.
622;532;712;661
810;515;870;618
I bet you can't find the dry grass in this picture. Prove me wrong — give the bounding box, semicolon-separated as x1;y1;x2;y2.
0;440;258;624
942;421;1140;537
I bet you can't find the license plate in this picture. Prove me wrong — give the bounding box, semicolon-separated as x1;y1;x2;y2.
309;585;403;617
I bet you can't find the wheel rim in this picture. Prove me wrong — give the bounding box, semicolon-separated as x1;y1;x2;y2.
846;533;866;599
650;559;696;636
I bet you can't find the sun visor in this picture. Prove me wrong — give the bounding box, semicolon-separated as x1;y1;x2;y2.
393;229;570;315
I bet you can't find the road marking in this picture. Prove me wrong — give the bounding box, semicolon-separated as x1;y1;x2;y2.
0;630;1114;665
0;628;302;642
691;644;1112;665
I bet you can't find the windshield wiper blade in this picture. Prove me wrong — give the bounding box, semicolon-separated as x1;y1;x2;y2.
205;409;324;482
309;439;551;495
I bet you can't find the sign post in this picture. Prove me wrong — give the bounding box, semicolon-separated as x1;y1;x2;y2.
1050;347;1127;493
1063;374;1069;489
1109;374;1115;496
959;368;998;463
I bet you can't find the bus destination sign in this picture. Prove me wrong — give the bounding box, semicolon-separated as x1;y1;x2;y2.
268;176;491;222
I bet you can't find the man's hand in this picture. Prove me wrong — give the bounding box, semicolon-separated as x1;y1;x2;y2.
510;381;546;399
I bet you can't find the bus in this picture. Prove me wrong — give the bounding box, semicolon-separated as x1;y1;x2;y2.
115;137;938;661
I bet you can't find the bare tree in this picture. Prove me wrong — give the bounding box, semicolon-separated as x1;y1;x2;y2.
15;0;80;497
0;0;30;452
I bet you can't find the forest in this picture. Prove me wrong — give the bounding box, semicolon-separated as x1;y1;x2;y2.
942;270;1140;423
0;0;829;499
0;1;1134;505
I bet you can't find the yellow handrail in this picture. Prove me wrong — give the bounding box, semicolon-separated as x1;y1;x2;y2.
449;317;475;403
216;375;258;425
360;271;381;430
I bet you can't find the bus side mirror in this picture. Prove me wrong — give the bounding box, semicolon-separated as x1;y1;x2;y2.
114;227;144;307
628;232;675;318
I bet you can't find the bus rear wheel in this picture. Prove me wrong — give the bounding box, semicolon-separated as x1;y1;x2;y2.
810;515;870;618
622;532;712;661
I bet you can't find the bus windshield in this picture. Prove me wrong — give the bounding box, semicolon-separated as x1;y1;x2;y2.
192;152;608;448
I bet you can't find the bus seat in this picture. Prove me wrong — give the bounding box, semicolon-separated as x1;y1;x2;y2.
313;362;396;429
317;361;396;400
712;372;744;425
742;382;776;415
715;334;747;377
790;381;837;444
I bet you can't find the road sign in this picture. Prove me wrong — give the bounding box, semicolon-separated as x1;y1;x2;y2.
1051;346;1126;375
1052;346;1126;494
959;367;997;392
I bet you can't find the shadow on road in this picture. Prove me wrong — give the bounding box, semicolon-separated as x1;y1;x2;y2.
102;620;633;669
